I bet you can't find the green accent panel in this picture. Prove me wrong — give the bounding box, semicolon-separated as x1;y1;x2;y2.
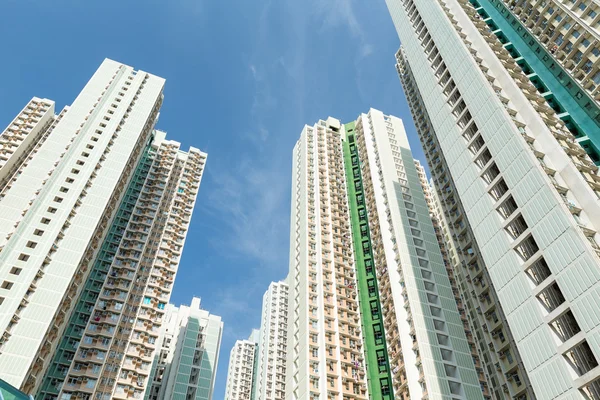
342;123;393;400
0;379;32;400
470;0;600;164
36;143;154;399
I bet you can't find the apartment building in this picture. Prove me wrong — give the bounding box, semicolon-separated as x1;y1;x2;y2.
343;109;484;399
225;330;260;400
286;109;484;400
0;59;207;399
0;59;165;393
36;130;206;400
388;0;600;398
254;282;289;400
287;117;369;400
145;297;223;400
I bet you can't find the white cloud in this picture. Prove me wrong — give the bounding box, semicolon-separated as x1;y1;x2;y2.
205;154;289;271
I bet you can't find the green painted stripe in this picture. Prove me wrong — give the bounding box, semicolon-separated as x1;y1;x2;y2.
342;123;393;400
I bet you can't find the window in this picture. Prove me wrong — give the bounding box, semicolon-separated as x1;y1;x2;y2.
573;30;581;38
537;282;566;312
489;178;509;200
497;196;518;219
48;207;57;214
41;218;51;224
505;215;528;240
550;310;581;342
1;281;14;290
437;333;450;346
65;178;74;184
71;169;80;174
525;257;552;285
54;196;63;203
76;160;84;166
18;254;30;261
59;187;69;193
564;340;599;376
427;293;439;304
9;267;21;275
430;305;442;317
25;241;37;249
515;235;539;261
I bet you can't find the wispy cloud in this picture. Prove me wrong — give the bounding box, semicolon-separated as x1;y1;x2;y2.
312;0;373;60
205;152;290;271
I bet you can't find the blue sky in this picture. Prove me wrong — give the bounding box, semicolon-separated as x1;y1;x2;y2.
0;1;425;398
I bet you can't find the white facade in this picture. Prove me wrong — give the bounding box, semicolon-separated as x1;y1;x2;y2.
287;117;369;400
388;0;600;398
0;59;164;389
254;281;288;400
0;97;55;190
225;331;259;400
145;297;223;400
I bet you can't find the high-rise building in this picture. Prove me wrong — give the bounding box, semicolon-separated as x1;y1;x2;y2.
254;281;289;400
225;330;260;400
37;129;205;400
287;108;484;400
0;59;164;392
0;59;207;399
388;0;600;398
145;297;223;400
287;116;369;400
